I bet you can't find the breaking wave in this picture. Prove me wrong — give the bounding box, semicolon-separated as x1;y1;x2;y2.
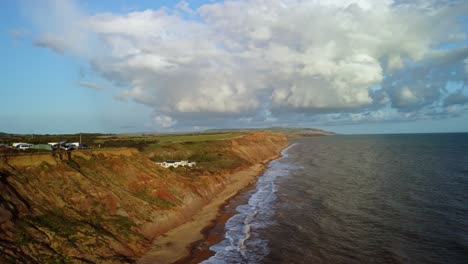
201;144;297;264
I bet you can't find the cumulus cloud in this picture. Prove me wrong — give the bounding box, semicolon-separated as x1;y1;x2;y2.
154;115;177;128
380;47;468;112
24;0;468;128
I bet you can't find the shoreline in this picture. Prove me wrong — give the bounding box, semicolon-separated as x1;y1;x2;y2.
137;144;289;264
174;175;257;264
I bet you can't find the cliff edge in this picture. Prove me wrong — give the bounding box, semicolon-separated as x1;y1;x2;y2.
0;132;288;263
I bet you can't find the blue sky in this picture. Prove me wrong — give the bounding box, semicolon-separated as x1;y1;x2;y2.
1;0;468;134
1;0;162;134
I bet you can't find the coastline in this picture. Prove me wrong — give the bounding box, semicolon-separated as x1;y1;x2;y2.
174;176;257;264
137;144;289;264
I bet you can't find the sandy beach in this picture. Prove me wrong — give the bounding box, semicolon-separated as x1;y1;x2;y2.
175;181;255;264
137;151;286;264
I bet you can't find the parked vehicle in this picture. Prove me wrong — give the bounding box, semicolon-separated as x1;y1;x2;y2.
61;144;75;151
48;142;59;149
69;142;80;148
17;144;32;150
79;144;90;149
12;142;28;148
50;142;65;150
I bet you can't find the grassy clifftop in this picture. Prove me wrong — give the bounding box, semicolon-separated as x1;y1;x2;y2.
205;126;335;136
0;132;288;263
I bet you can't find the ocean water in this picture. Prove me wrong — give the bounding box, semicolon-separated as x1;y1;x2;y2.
202;133;468;264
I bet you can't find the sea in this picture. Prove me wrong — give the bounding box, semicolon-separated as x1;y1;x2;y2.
200;133;468;264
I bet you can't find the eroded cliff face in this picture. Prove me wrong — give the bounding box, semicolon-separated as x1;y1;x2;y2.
0;132;288;263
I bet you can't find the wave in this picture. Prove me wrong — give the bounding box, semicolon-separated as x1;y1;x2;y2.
201;144;297;264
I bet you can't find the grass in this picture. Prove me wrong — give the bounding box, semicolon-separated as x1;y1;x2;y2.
147;139;247;174
25;209;82;238
150;132;244;143
16;209;142;262
0;131;244;151
2;131;249;173
134;190;176;209
93;132;243;146
0;133;107;146
111;215;135;231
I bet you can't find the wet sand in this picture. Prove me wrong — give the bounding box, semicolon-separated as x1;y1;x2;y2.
137;151;286;264
175;184;256;264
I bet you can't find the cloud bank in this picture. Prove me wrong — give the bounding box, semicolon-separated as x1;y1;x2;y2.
25;0;468;129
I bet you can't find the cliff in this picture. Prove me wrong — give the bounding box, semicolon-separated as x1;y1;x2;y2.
0;132;288;263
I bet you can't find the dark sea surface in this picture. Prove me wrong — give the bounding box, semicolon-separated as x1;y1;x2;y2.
202;133;468;264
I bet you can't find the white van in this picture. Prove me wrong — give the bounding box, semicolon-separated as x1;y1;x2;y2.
17;144;32;150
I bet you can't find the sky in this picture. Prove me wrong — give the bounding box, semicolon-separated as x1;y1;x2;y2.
1;0;468;134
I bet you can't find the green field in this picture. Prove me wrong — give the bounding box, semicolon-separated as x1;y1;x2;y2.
140;132;243;143
0;132;244;150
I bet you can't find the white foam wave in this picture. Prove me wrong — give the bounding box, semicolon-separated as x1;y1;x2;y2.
201;144;297;264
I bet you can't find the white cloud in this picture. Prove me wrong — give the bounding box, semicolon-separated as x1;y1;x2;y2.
176;1;195;15
24;0;100;57
25;0;468;128
397;86;421;107
34;33;69;53
154;115;177;128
